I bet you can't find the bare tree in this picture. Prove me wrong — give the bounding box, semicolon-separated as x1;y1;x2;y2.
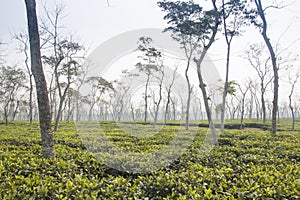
164;66;178;123
40;4;84;131
24;0;54;158
245;43;273;123
226;94;239;120
14;33;34;125
85;76;114;120
164;27;199;129
287;69;299;130
237;81;251;129
152;64;165;126
112;70;138;121
248;80;259;120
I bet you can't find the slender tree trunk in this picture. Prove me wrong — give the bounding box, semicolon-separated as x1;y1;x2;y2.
130;104;135;122
221;43;231;132
154;87;163;127
289;90;295;131
54;91;68;131
29;76;33;124
4;107;8;126
248;94;253;119
240;96;246;130
76;91;80;121
185;60;192;130
220;0;234;132
196;55;218;145
144;74;150;124
24;45;33;124
25;0;54;158
261;90;266;123
195;0;219;145
153;70;164;127
255;0;278;134
164;89;171;123
12;100;20;121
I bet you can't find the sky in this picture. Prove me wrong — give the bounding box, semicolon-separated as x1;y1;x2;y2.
1;0;300;103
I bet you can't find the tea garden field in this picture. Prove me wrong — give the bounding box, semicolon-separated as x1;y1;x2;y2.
0;120;299;199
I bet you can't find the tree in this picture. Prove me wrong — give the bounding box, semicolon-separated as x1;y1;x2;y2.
43;39;83;131
245;0;281;134
24;0;55;158
136;37;162;124
164;66;178;123
0;66;26;125
14;32;35;125
245;43;273;123
247;80;261;120
237;81;251;129
39;4;84;131
111;70;138;121
150;64;165;127
158;0;221;144
159;1;200;130
287;69;299;130
220;0;245;132
85;76;114;120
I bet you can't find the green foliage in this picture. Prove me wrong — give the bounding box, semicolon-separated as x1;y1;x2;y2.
158;0;221;43
0;121;299;199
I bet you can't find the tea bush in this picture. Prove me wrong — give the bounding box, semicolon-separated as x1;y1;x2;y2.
0;121;299;199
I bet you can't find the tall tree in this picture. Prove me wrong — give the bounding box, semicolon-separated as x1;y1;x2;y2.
220;0;245;132
158;0;221;144
245;0;280;134
40;4;84;131
245;43;273;123
136;37;162;124
158;1;203;130
24;0;54;158
14;33;34;125
43;39;83;131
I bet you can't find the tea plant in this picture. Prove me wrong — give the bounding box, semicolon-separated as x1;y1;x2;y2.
0;121;299;199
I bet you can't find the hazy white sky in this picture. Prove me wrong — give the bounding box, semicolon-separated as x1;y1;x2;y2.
1;0;300;102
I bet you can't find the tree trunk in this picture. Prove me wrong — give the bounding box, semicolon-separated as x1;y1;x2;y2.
24;44;33;124
164;89;171;123
185;59;192;130
54;86;69;131
255;0;278;134
29;76;33;124
25;0;54;158
261;89;266;123
289;89;295;131
196;55;218;145
195;0;219;145
12;100;20;121
221;43;231;132
144;74;150;124
4;108;8;126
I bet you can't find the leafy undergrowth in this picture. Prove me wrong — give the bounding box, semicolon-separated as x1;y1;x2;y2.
0;121;299;199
